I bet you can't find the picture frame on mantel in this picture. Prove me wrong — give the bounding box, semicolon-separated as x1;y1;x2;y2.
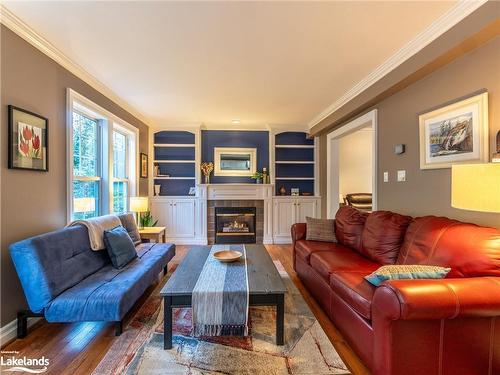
140;153;148;178
419;91;489;170
8;105;49;172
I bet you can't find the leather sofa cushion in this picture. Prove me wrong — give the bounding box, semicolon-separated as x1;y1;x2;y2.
310;249;379;282
360;211;412;264
397;216;500;278
335;206;368;253
330;271;375;320
295;240;339;264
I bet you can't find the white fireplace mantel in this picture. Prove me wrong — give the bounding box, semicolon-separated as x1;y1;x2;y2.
197;183;274;201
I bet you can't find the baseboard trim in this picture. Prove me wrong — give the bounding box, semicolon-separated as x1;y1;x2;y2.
0;316;41;346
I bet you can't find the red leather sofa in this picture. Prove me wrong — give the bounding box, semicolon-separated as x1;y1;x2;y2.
292;206;500;375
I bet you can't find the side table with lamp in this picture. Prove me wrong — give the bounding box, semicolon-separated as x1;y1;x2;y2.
130;196;166;243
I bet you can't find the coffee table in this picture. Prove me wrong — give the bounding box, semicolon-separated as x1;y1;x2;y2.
160;245;286;349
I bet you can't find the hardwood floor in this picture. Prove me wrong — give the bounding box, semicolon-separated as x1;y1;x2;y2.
2;244;370;375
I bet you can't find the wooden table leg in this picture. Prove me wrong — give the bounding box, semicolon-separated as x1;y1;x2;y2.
164;296;173;349
276;293;285;345
163;231;166;243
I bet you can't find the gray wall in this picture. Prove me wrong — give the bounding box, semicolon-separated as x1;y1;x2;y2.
320;37;500;228
1;26;150;326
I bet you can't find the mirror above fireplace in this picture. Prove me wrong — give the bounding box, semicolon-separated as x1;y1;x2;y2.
214;147;257;176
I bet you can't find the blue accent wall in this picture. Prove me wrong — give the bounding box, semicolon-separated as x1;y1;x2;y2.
201;130;269;183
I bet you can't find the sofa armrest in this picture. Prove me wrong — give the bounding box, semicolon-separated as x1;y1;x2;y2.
372;277;500;320
291;223;306;244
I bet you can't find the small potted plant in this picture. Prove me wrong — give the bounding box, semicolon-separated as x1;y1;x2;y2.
251;171;264;184
140;211;158;228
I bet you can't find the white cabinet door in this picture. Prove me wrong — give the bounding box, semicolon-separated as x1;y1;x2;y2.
151;201;173;232
172;200;196;238
273;199;296;237
296;199;318;223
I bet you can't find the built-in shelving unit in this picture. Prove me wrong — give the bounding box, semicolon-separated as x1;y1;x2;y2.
153;131;196;196
274;132;315;195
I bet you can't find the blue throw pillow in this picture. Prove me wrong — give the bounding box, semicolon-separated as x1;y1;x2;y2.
103;225;138;269
365;265;451;286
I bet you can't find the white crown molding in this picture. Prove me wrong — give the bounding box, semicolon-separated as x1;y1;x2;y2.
0;5;154;128
307;0;488;129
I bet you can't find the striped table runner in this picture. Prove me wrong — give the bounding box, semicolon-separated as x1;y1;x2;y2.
192;244;249;336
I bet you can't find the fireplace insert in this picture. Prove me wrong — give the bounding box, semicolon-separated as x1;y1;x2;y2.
215;207;256;244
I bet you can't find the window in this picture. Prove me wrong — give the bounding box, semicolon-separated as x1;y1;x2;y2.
72;111;100;219
68;89;138;222
113;130;128;214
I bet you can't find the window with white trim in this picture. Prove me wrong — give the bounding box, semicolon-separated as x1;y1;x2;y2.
68;89;139;222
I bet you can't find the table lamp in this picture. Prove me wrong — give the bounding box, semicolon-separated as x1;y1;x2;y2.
130;196;149;229
73;197;96;216
451;163;500;213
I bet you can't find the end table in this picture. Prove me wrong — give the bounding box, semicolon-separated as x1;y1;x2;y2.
138;226;166;243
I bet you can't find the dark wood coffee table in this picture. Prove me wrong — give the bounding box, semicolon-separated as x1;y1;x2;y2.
160;245;286;349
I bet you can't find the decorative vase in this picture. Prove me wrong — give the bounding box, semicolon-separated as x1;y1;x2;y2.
279;185;286;195
154;184;161;196
204;174;210;184
256;178;262;184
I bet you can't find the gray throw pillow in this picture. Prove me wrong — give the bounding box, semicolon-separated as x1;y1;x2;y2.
306;217;337;242
103;225;138;269
118;213;142;245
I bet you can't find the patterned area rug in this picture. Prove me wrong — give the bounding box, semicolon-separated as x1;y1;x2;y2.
93;261;349;375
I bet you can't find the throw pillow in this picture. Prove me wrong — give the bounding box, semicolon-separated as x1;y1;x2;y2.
118;213;142;245
306;217;337;242
365;265;451;286
103;225;138;269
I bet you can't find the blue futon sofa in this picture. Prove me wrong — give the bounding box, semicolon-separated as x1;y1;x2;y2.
9;216;175;338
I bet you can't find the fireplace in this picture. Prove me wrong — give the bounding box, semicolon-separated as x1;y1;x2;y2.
215;207;256;244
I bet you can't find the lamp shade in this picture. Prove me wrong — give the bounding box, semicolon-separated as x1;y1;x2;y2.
73;197;95;213
451;164;500;213
130;196;149;213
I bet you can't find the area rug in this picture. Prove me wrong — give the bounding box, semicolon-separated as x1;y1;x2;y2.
93;261;349;375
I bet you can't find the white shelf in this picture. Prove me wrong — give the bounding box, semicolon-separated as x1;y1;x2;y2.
154;144;195;147
275;161;314;164
154;176;195;180
275;145;314;149
154;160;196;163
275;177;315;180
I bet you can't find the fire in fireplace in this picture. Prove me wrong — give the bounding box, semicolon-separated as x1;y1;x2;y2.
215;207;256;244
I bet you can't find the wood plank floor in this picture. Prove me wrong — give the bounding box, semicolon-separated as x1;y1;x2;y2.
2;244;370;375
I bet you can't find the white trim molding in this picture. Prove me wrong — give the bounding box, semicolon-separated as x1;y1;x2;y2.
0;4;154;128
308;0;488;129
326;109;378;218
0;317;41;346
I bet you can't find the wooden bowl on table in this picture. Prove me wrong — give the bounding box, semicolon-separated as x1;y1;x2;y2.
213;250;243;262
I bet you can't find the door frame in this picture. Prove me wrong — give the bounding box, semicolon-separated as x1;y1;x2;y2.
326;109;378;218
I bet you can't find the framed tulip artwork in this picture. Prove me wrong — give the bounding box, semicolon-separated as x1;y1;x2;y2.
8;105;48;171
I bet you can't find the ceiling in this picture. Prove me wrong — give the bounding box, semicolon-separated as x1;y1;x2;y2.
3;1;458;128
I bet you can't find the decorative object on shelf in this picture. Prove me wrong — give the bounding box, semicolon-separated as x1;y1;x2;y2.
8;105;48;171
302;192;312;196
279;185;287;195
154;163;160;177
201;162;214;184
451;163;500;213
154;184;161;196
291;188;300;196
188;187;196;196
140;153;148;178
251;171;264;184
394;144;406;155
262;167;269;184
130;196;149;229
492;130;500;163
419;91;489;169
139;211;159;228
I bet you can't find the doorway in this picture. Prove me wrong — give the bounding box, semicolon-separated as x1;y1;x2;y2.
326;109;377;218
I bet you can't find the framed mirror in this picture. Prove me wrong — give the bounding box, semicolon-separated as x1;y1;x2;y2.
214;147;257;176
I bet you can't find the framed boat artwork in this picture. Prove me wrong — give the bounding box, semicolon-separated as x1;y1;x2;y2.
419;91;489;170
